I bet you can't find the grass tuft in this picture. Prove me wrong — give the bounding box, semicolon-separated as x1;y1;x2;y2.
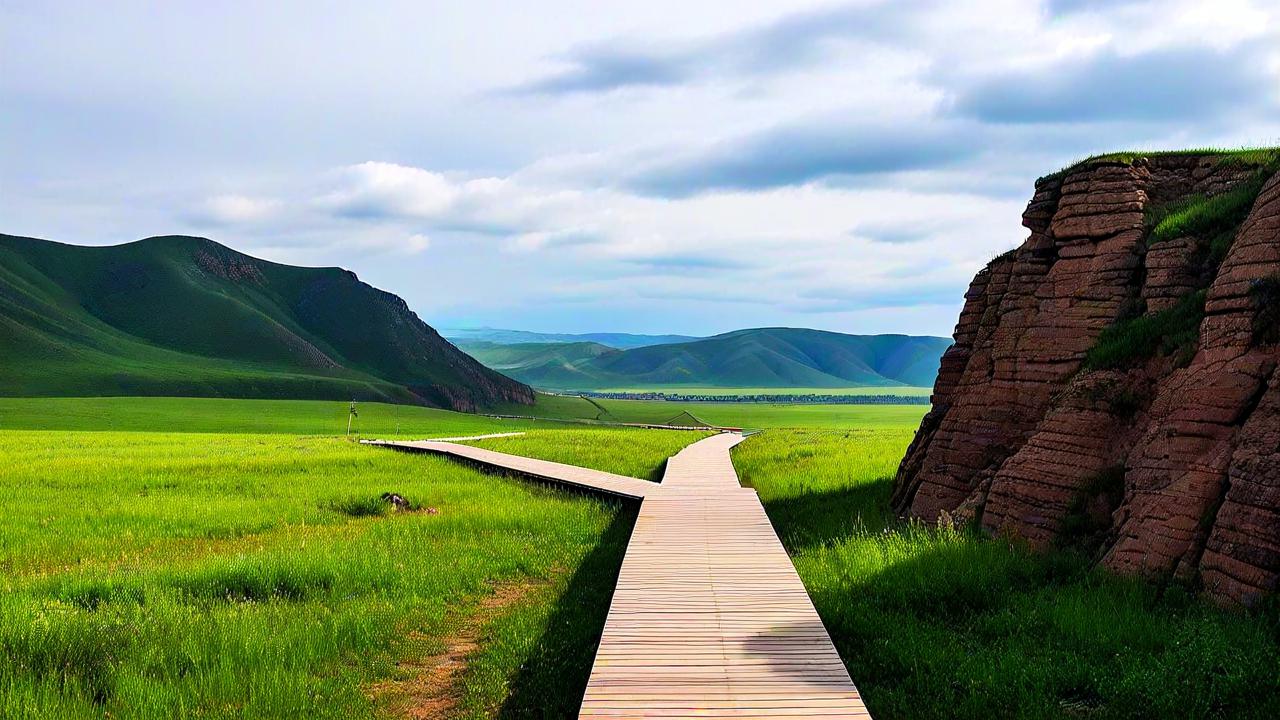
1084;291;1205;371
327;495;391;517
1147;170;1272;246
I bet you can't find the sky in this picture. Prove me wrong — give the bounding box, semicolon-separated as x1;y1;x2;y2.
3;0;1278;337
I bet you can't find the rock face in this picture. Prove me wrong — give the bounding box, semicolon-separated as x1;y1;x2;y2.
892;154;1280;606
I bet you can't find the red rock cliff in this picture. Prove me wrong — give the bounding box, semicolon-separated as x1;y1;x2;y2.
892;153;1280;606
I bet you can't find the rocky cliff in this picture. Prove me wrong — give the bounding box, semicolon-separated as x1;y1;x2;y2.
892;151;1280;606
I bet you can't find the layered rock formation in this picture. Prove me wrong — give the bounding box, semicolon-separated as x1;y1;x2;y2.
893;153;1280;606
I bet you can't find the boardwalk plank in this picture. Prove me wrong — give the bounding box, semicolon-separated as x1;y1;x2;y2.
368;432;870;719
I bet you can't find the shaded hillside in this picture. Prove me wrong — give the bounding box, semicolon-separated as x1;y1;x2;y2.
0;234;532;411
456;341;619;387
463;328;950;389
892;149;1280;606
443;327;699;348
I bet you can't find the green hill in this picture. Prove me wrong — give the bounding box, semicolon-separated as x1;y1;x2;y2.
443;328;699;348
456;341;621;387
461;328;951;390
0;233;532;410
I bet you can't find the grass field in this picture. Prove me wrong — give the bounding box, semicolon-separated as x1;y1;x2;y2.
0;399;697;719
492;392;931;429
0;397;532;436
4;395;1277;719
463;429;710;481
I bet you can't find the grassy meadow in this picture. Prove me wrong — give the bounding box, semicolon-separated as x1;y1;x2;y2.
3;395;1277;719
0;399;694;719
492;392;931;429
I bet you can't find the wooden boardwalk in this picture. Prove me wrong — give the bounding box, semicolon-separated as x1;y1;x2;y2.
368;433;870;719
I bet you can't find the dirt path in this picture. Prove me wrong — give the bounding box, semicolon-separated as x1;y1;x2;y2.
371;578;545;719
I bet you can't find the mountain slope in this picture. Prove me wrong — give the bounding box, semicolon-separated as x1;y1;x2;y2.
443;328;700;349
0;234;532;410
461;328;950;390
456;341;620;388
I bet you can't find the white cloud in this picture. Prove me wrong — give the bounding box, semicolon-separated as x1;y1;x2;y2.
3;0;1278;335
319;162;459;219
198;194;281;224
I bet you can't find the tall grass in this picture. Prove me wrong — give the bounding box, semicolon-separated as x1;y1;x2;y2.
0;428;635;718
0;396;531;436
1083;291;1206;371
1147;169;1273;246
733;429;1280;720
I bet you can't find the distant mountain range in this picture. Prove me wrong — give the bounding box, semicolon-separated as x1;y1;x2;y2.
457;328;951;390
0;234;532;410
443;327;699;349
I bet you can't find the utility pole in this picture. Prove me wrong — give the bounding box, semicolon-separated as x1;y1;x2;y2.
347;400;358;436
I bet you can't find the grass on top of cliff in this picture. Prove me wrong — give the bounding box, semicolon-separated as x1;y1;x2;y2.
1038;146;1280;184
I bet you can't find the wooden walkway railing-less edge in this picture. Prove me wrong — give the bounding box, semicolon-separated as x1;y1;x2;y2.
363;432;871;719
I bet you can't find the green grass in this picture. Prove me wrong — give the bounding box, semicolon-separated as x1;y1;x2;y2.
0;401;685;719
1038;147;1280;184
0;234;526;409
729;429;1280;720
6;396;1278;718
492;393;931;430
462;429;709;481
0;397;533;436
1147;169;1274;246
1083;291;1206;371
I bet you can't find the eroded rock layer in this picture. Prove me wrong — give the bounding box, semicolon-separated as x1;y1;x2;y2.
893;154;1280;606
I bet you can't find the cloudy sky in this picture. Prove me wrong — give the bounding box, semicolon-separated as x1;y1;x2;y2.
3;0;1278;337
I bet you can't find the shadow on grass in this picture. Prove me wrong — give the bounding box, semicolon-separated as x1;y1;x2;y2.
647;458;668;484
757;479;893;553
496;503;638;718
775;506;1279;720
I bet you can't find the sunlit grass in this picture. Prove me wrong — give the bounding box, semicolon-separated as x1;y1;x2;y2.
4;396;1277;718
1039;146;1280;184
461;428;708;481
493;393;931;430
0;426;640;718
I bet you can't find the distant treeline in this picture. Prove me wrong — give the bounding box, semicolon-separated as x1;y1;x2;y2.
576;391;932;405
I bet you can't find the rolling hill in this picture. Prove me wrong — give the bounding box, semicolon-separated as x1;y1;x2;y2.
460;328;951;390
456;341;620;388
0;233;532;410
443;328;699;349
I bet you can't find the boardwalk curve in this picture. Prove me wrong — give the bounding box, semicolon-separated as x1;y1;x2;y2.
367;433;870;719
